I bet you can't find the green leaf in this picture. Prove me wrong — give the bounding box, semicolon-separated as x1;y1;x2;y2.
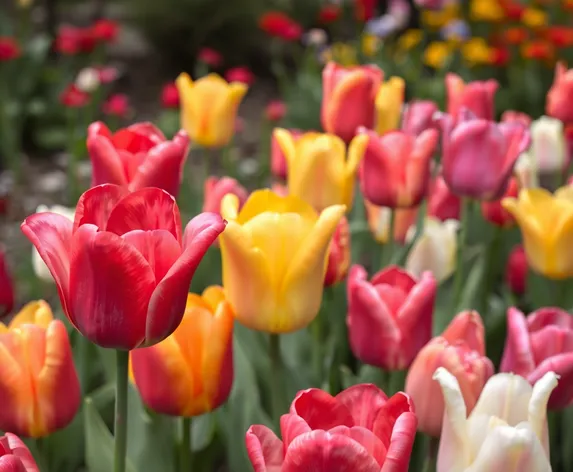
457;247;487;312
192;413;216;452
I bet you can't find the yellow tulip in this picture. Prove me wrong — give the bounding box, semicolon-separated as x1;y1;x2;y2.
219;189;346;333
424;42;453;69
421;4;460;29
375;77;405;135
522;8;548;28
176;73;248;148
469;0;504;22
0;300;53;333
502;187;573;279
461;38;493;66
361;34;381;57
398;29;423;51
273;129;367;212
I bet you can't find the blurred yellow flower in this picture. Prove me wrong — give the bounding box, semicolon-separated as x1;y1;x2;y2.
470;0;504;22
398;29;423;51
522;8;548;28
461;38;493;66
421;4;460;29
375;77;405;135
327;43;358;66
424;42;453;69
362;34;381;57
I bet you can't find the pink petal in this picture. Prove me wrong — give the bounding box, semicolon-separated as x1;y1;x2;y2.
87;121;113;140
528;352;573;409
0;456;29;472
20;213;73;318
528;308;573;331
122;230;182;283
87;132;129;188
500;307;536;376
69;224;156;349
290;389;354;430
371;266;417;293
372;393;415;447
129;130;190;197
105;188;182;243
245;425;285;472
380;412;417;472
329;426;388;466
74;184;129;232
282;430;380;472
530;326;573;363
143;213;225;346
280;413;312;448
2;434;39;472
335;384;388;429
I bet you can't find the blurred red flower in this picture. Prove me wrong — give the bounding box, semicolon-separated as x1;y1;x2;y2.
95;65;119;83
60;84;90;107
91;19;119;43
503;27;528;45
545;26;573;48
490;46;510;67
264;100;286;122
258;12;303;41
0;37;20;61
499;0;525;20
0;245;14;318
355;0;377;21
161;82;180;109
198;47;223;67
225;66;255;85
102;94;129;118
55;26;97;55
522;41;554;61
318;5;341;24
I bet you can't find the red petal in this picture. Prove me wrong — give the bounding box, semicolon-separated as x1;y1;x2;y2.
329;426;387;466
371;265;417;292
528;352;573;409
280;413;312;448
380;412;417;472
105;188;182;242
0;456;29;472
372;393;415;447
290;389;354;430
87;133;128;188
87;121;113;141
74;184;128;232
111;129;157;154
2;433;39;472
143;213;225;346
69;225;156;349
282;430;380;472
125;122;166;147
335;384;388;429
20;213;73;318
245;425;285;472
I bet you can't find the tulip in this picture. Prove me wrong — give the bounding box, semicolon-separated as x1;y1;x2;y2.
176;73;248;148
347;264;437;370
506;245;527;295
102;94;130;118
203;176;248;216
324;217;350;287
445;73;498;120
273;128;367;212
270;129;304;180
427;175;461;221
405;311;494;436
525;115;568;174
364;201;417;244
321;61;383;143
21;184;226;349
502;187;573;279
219;189;345;333
0;246;13;318
514;150;539;189
32;205;75;283
131;286;233;416
264;100;286;122
439;111;530;200
501;307;573;409
246;383;417;471
501;110;532;127
359;128;438;208
0;433;39;472
546;62;573;123
401;99;439;136
480;177;519;227
405;217;459;282
0;301;80;437
87;121;189;197
434;367;557;472
375;76;405;135
160;82;179;109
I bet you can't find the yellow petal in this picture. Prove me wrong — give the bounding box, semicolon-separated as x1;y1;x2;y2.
273;128;297;168
202;285;227;312
236;189;317;225
9;300;54;330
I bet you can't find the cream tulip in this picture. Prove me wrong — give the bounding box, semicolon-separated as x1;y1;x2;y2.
514;151;539;189
433;367;557;472
32;205;75;282
529;116;567;174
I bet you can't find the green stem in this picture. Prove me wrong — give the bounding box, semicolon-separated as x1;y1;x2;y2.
388;370;407;396
395;200;426;266
478;226;503;316
421;436;439;472
452;198;472;312
259;120;272;188
386;209;396;266
269;334;284;424
312;309;323;384
78;334;91;394
179;417;192;472
67;109;79;205
113;350;129;472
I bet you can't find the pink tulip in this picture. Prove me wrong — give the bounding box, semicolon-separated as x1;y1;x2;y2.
203;176;248;216
446;73;498;121
546;62;573;123
0;433;39;472
401;100;439;136
501;110;532;128
427;175;461;221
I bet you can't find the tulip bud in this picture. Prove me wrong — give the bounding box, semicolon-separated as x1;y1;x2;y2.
546;62;573;123
203;176;248;216
364;200;417;244
324;217;350;287
427;175;461;221
402;99;439;136
321;62;383;143
506;245;527;295
481;177;519;227
375;76;405;135
131;287;234;416
160;82;180;109
405;311;494;436
0;433;39;471
347;264;437;370
0;245;14;318
528;115;567;174
445;72;498;120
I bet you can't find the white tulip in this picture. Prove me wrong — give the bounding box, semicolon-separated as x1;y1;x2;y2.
530;116;567;174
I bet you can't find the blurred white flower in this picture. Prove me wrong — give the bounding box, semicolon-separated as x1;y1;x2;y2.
303;28;328;47
75;68;100;93
514;151;539;189
529;116;567;174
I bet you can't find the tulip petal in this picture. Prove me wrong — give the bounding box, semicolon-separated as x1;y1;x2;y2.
500;307;536;376
280;413;312;448
335;384;388;429
237;189;317;225
394;271;436;336
290;388;354;430
0;456;29;472
69;225;156;348
282;430;380;472
9;301;53;330
73;184;128;232
1;433;39;472
528;353;573;409
105;187;182;242
0;337;28;436
371;393;415;446
87;132;129;188
125;122;166;147
527;371;558;443
273;128;297;168
245;425;284;472
21;213;73;318
442;311;486;355
380;412;417;472
528;307;573;330
329;425;388;466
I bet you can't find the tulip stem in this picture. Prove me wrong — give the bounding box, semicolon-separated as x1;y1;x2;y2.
452;198;472;312
179;417;192;472
113;349;129;472
386;209;396;267
269;334;284;423
78;334;91;394
422;436;439;472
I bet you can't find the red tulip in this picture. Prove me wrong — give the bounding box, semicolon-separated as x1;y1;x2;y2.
160;82;180;109
264;100;287;122
102;94;129;118
401;100;439;136
547;62;573;124
60;84;90;108
0;246;14;318
355;0;377;21
0;37;20;61
318;5;341;23
0;433;39;472
324;217;350;287
54;26;84;55
506;245;527;295
480;177;519;227
347;264;437;370
246;384;417;471
501;110;532;128
321;62;383;143
438;111;530;200
91;19;119;43
258;12;303;41
203;176;248;216
224;66;255;85
405;311;494;436
445;73;498;121
359;128;438;208
501;307;573;409
197;47;223;67
21;184;226;349
427;175;461;221
87;121;189;197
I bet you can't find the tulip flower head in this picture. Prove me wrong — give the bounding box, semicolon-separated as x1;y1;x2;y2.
176;73;248;148
526;115;568;174
546;62;573;123
501;307;573;409
87;121;189;197
0;433;39;471
0;245;14;318
502;187;573;279
434;367;556;472
480;177;519;227
427;174;461;221
274;128;367;212
506;245;527;295
0;301;80;437
22;184;226;349
203;176;248;216
324;217;351;287
501;110;532;128
445;73;498;120
347;264;437;370
219;189;345;333
375;76;405;135
406;311;494;436
401;99;440;136
514;150;539;189
246;384;417;471
131;286;233;417
364;201;417;244
271;128;303;180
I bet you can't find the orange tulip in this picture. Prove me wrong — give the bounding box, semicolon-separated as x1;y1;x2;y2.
0;300;80;437
131;286;234;417
324;216;350;287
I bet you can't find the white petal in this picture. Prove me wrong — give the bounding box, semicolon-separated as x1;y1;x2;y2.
528;371;558;453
